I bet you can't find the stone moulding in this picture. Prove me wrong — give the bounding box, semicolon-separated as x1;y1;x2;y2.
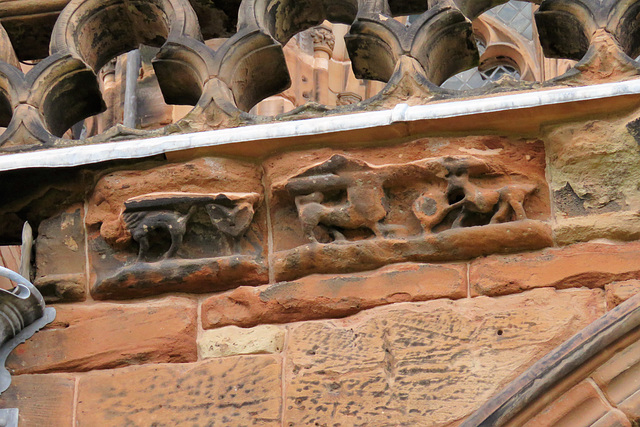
274;220;552;281
462;290;640;426
0;266;56;394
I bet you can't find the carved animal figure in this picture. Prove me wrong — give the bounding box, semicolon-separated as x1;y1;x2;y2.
206;201;256;237
450;182;537;227
123;205;197;262
294;188;388;243
205;200;257;252
412;190;464;233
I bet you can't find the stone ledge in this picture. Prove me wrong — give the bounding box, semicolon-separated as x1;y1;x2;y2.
470;241;640;297
202;262;467;329
6;296;197;374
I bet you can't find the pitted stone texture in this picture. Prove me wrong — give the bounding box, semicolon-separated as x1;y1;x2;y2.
0;373;75;427
35;204;86;302
6;297;197;374
470;242;640;297
605;280;640;310
198;325;285;358
203;263;467;329
76;356;282;426
284;288;604;426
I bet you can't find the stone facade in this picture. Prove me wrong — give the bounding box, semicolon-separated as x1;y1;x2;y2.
2;0;640;426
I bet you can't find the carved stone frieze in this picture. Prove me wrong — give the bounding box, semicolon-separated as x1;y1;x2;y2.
85;158;267;300
268;138;551;281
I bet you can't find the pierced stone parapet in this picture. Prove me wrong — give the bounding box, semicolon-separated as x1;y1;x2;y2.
0;0;637;151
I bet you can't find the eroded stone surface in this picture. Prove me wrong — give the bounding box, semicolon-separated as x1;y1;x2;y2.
0;373;75;427
202;262;467;329
284;288;604;426
274;220;551;281
547;116;640;214
605;280;640;310
92;255;267;300
6;297;197;374
35;204;86;302
76;356;282;426
471;242;640;296
198;325;285;358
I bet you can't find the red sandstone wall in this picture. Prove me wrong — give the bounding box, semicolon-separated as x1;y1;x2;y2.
3;110;640;425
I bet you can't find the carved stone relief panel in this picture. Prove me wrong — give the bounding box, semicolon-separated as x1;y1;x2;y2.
85;158;267;300
266;137;551;281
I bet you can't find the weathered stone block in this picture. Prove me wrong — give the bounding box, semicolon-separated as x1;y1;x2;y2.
554;211;640;246
546;117;640;219
76;356;282;426
198;325;285;358
470;242;640;296
0;373;75;427
35;204;86;302
202;262;467;329
85;158;268;300
6;296;197;374
284;288;603;426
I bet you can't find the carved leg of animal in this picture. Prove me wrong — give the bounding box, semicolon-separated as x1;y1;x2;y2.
451;208;466;228
510;199;528;221
300;205;324;243
490;201;511;224
371;222;385;238
330;229;346;241
136;235;150;262
163;228;183;259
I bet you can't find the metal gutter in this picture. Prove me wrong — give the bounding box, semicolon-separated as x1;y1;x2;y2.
1;79;640;171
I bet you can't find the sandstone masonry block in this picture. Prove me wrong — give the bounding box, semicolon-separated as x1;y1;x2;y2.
202;262;467;329
284;288;604;426
6;296;197;374
592;339;640;421
554;211;640;246
35;204;86;302
522;380;614;427
198;325;285;358
76;356;282;426
0;373;75;427
605;280;640;310
470;242;640;296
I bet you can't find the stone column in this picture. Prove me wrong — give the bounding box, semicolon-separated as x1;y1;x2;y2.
310;25;335;106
